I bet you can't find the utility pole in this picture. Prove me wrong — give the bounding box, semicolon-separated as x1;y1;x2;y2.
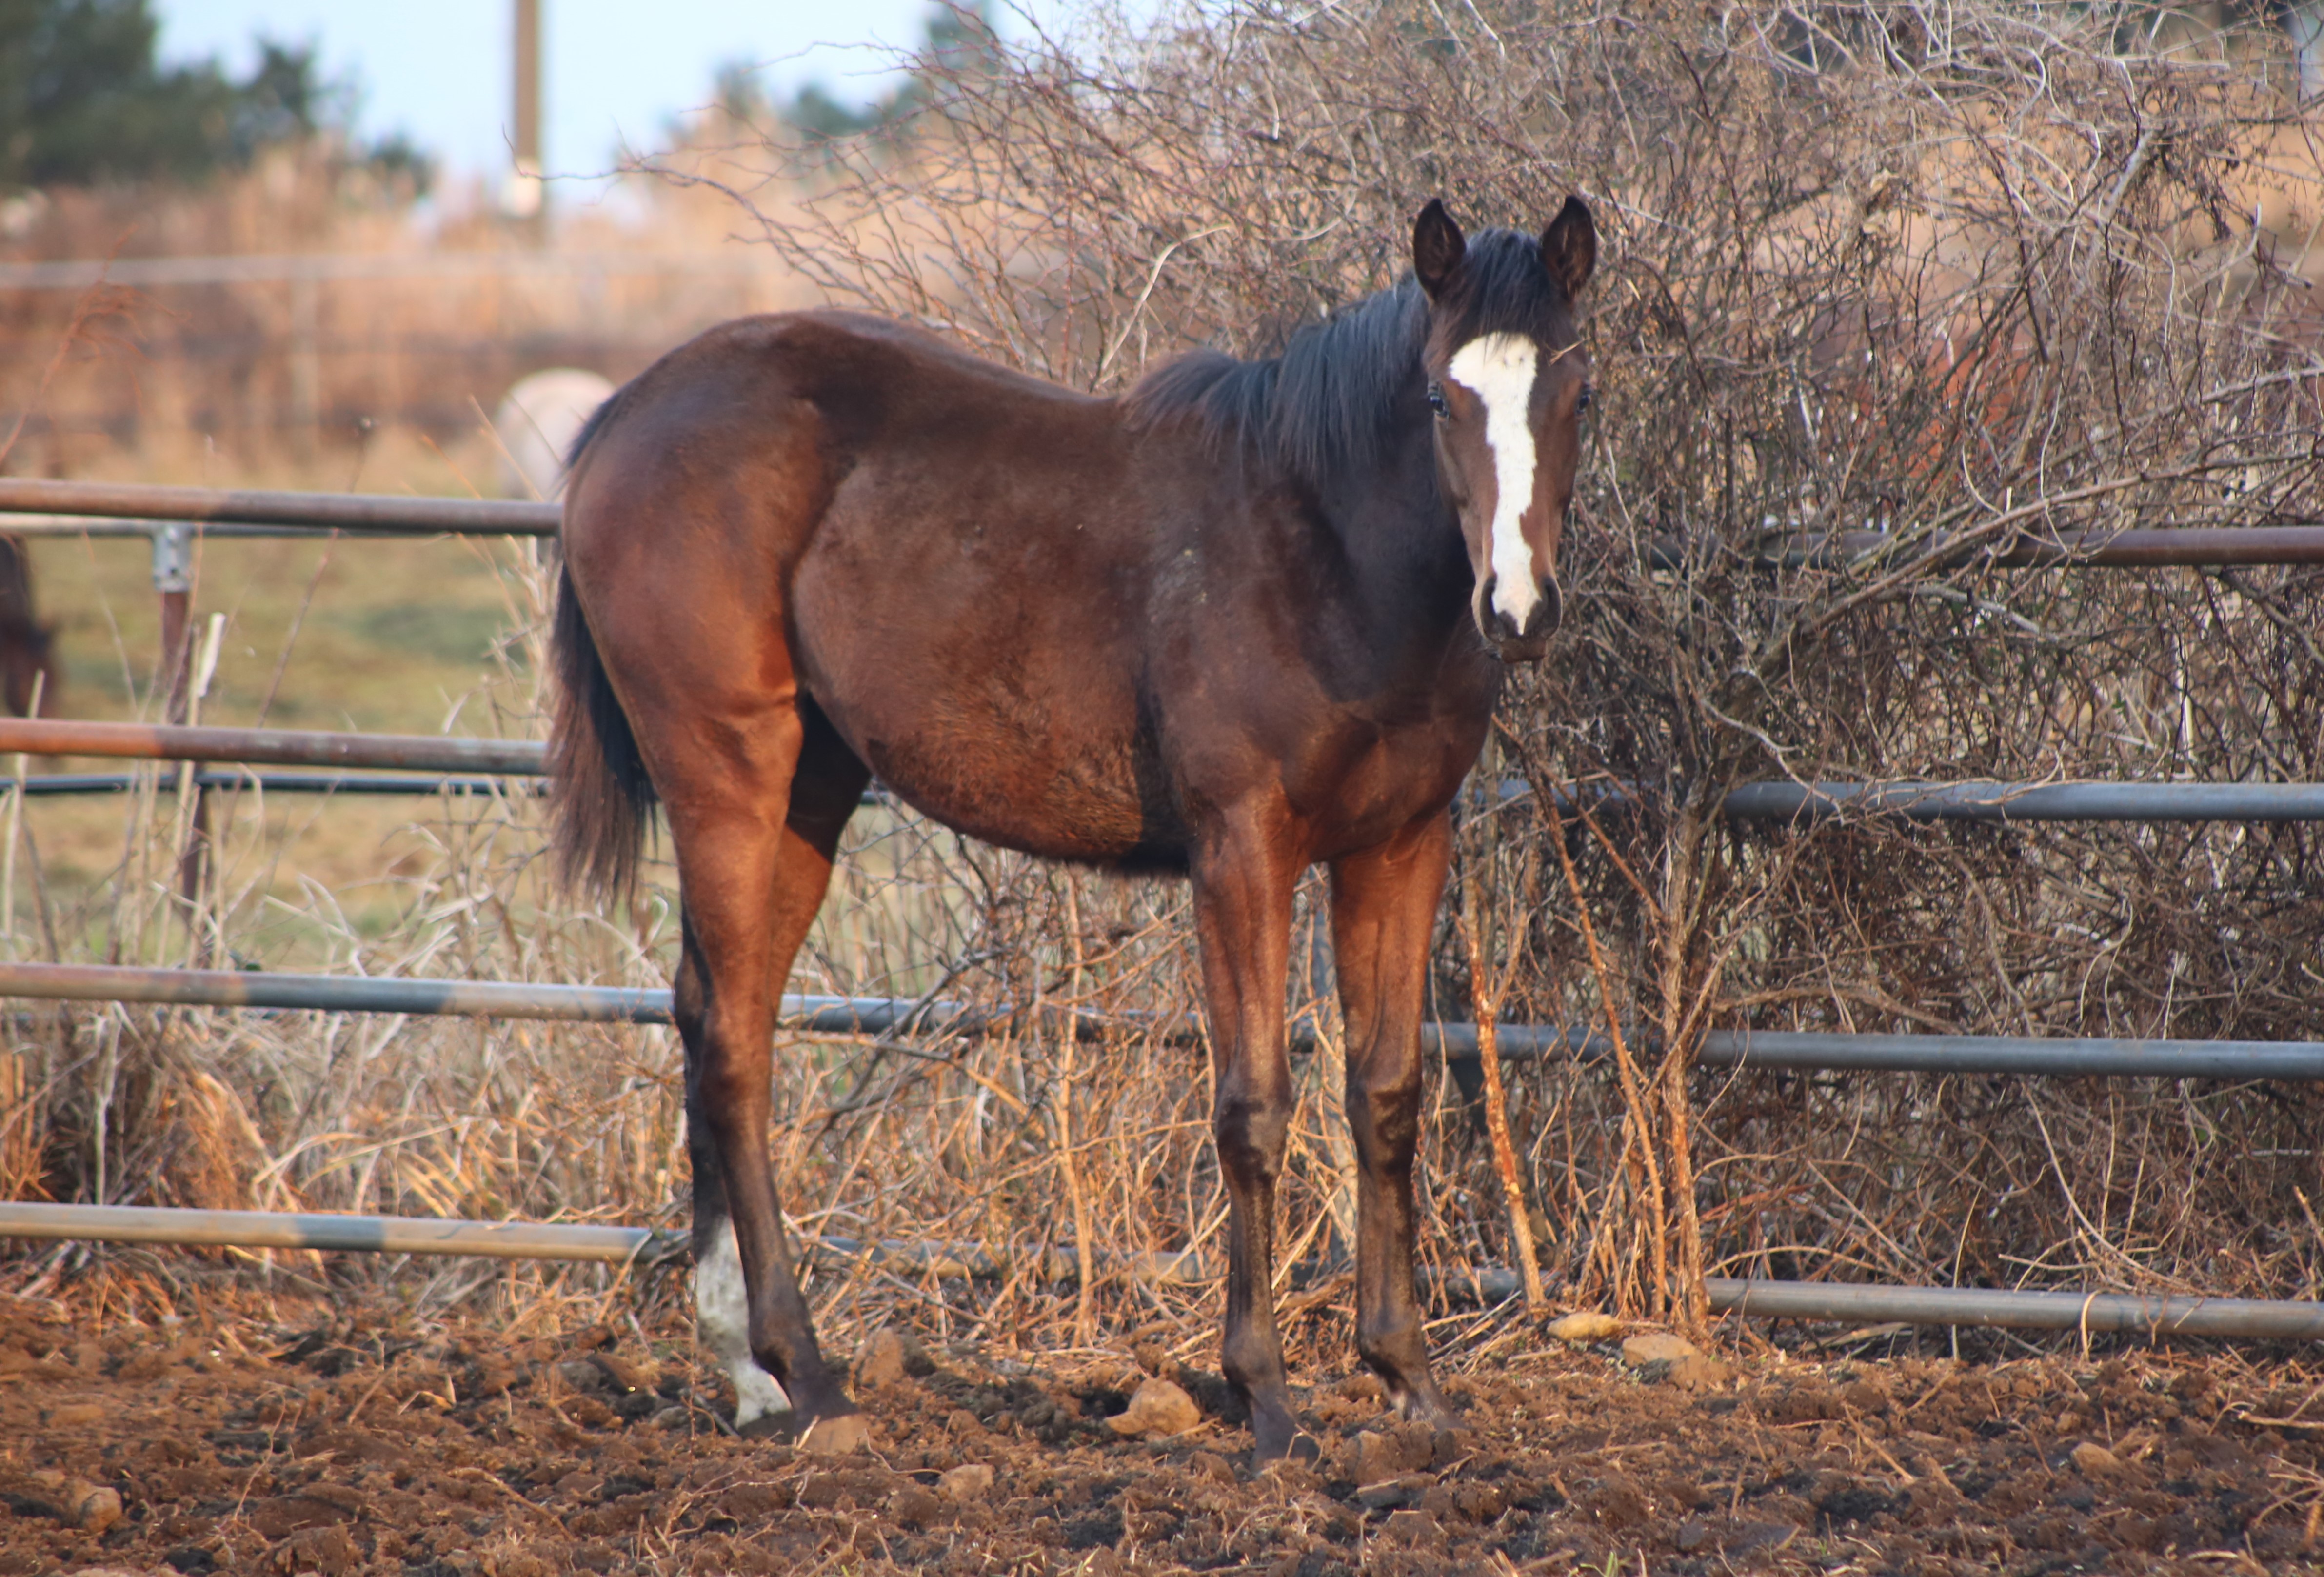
505;0;545;240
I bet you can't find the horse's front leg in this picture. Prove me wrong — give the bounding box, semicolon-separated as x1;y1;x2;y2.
1329;813;1458;1426
1190;806;1314;1464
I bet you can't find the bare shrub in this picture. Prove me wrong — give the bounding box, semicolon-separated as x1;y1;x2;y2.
662;0;2324;1329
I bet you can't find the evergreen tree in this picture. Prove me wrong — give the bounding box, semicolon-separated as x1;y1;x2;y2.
0;0;429;192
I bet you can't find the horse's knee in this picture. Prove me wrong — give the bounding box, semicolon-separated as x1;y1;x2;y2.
1345;1059;1423;1164
1213;1085;1291;1182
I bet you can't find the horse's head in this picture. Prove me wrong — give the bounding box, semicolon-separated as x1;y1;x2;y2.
1414;196;1596;664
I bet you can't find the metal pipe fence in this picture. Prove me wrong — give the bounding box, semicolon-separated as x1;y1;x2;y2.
0;718;541;775
4;962;2319;1081
1719;779;2324;822
1648;524;2324;568
0;478;556;537
4;1200;2319;1340
7;479;2324;1338
18;770;531;798
12;716;2324;827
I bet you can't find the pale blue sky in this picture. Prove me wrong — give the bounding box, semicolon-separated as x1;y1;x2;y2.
153;1;941;191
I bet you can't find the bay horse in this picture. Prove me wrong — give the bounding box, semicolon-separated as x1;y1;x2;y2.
550;197;1596;1461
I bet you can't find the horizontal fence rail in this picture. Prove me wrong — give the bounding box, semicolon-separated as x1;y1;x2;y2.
2;964;2318;1079
18;770;532;798
0;513;477;541
0;248;773;290
4;1202;2319;1340
1696;1030;2324;1079
1721;779;2324;822
9;718;2324;828
1650;525;2324;568
0;719;543;775
1704;1279;2324;1340
1460;1024;2324;1079
11;481;2324;564
0;479;556;537
0;1203;683;1263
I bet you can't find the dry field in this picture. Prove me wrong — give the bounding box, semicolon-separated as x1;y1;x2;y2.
2;1280;2322;1576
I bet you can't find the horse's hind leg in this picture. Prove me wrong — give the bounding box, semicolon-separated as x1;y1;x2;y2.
1328;814;1458;1426
672;700;870;1449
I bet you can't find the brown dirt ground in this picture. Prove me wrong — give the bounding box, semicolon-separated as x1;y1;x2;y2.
1;1284;2321;1576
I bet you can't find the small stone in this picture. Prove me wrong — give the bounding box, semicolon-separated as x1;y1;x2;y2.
856;1330;909;1390
938;1463;994;1502
1547;1311;1623;1343
652;1405;691;1430
554;1360;605;1392
2070;1441;2125;1477
1352;1430;1419;1486
48;1401;106;1427
1356;1473;1432;1510
889;1484;942;1524
1106;1377;1201;1439
65;1482;121;1534
1667;1355;1736;1391
1673;1518;1712;1553
594;1354;660;1394
1620;1332;1700;1368
1429;1427;1472;1467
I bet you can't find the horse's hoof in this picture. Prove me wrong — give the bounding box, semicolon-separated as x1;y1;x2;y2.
1393;1382;1460;1431
735;1411;792;1441
1271;1432;1323;1467
797;1411;870;1456
1251;1419;1322;1468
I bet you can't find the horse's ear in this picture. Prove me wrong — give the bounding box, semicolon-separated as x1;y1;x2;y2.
1412;199;1467;299
1540;195;1597;297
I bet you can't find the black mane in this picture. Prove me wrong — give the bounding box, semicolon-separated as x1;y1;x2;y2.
1126;227;1564;485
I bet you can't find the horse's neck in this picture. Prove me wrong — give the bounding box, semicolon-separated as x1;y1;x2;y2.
1315;428;1474;647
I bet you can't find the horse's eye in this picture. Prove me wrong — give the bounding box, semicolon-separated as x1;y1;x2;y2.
1426;383;1449;419
1577;384;1593;415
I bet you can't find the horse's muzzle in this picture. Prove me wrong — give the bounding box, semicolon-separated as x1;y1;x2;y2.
1475;574;1561;663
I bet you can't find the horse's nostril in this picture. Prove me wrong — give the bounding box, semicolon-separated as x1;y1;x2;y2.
1533;577;1564;637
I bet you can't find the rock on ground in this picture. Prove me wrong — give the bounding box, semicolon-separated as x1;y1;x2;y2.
1106;1376;1201;1439
1546;1311;1623;1343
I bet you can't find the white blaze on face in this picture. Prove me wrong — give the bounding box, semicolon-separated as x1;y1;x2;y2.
1446;332;1543;630
696;1216;791;1427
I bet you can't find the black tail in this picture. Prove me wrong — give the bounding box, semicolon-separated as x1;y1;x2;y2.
549;564;656;905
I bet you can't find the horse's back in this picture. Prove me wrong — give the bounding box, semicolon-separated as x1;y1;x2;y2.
562;310;1193;867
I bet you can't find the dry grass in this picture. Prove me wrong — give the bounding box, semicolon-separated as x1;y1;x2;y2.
8;0;2324;1374
0;135;817;482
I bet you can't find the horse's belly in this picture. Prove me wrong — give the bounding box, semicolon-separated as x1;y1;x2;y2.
831;693;1176;867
